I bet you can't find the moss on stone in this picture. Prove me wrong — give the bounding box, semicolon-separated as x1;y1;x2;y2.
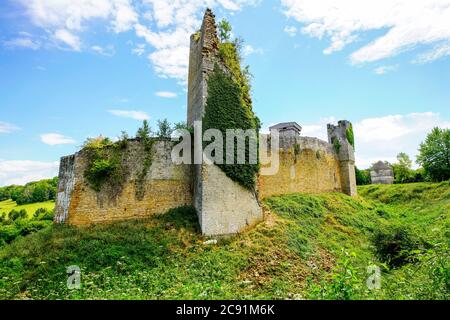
346;124;355;149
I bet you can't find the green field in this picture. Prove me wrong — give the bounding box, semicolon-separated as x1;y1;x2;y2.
0;182;448;300
0;200;55;218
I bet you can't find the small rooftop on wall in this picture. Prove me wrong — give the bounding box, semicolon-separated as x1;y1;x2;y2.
269;122;302;135
371;161;393;171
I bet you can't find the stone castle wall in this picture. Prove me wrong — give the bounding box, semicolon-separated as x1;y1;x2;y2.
259;136;343;199
54;8;356;235
54;140;192;226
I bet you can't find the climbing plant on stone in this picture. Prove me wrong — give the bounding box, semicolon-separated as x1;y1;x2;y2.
203;64;260;191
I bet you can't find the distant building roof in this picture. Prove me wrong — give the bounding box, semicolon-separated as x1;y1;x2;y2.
371;161;392;171
269;122;302;134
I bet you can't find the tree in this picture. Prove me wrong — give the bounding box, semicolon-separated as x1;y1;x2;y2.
137;120;151;140
156;119;173;138
417;127;450;181
355;167;371;185
218;19;232;42
397;152;412;169
392;152;414;184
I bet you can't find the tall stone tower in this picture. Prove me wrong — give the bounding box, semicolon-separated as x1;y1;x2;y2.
327;120;357;196
187;9;263;236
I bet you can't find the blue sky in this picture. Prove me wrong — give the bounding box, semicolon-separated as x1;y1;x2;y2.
1;0;450;185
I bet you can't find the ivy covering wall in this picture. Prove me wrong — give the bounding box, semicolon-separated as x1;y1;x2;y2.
203;39;260;191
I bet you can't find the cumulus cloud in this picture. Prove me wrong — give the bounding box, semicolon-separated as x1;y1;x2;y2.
15;0;258;83
155;91;177;98
281;0;450;64
108;109;150;120
0;160;59;187
299;112;450;169
40;133;76;146
0;121;20;134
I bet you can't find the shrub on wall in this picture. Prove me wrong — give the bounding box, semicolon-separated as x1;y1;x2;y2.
83;137;127;195
346;124;355;149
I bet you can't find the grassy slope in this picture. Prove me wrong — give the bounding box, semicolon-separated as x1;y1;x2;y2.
0;182;448;300
0;200;55;218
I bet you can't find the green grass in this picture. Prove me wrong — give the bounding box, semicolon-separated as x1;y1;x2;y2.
0;183;448;300
0;200;55;218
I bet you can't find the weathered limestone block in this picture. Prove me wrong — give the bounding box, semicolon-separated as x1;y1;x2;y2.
54;140;192;226
259;136;342;199
327;120;357;196
54;155;76;224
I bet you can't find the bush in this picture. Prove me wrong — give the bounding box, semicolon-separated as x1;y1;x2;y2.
34;208;54;221
307;251;361;300
355;167;371;185
373;225;422;268
8;209;27;221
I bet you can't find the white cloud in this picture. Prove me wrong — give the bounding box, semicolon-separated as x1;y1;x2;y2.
414;43;450;64
284;26;297;37
16;0;257;83
155;91;178;98
40;133;76;146
297;113;450;169
281;0;450;64
0;121;20;134
91;45;115;56
53;29;81;51
0;160;59;187
242;44;263;56
108;109;150;120
374;64;399;75
3;37;40;50
133;0;258;82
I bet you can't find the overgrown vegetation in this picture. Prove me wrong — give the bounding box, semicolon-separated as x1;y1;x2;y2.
0;182;447;300
346;124;355;149
81;119;179;199
332;137;341;154
202;20;260;190
83;136;128;196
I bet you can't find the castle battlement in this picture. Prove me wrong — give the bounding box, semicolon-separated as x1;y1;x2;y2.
54;9;356;235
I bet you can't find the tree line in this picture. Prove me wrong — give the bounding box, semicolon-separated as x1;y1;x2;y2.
356;127;450;185
0;177;58;205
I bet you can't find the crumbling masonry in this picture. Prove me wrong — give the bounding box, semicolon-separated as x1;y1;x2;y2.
54;9;356;236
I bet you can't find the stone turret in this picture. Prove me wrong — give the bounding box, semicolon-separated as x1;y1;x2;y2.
187;8;220;126
327;120;357;196
187;9;263;236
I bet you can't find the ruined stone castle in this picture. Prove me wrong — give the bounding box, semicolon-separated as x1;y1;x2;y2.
54;9;356;236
